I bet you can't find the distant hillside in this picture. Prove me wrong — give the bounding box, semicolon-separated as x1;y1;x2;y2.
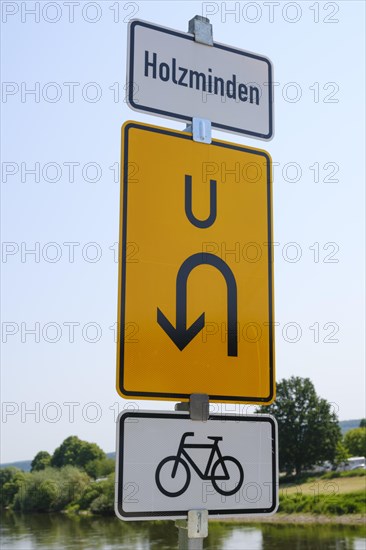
1;453;116;472
1;422;362;470
0;460;32;472
339;419;363;435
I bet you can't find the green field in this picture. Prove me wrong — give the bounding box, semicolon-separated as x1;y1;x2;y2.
278;471;366;515
281;474;366;497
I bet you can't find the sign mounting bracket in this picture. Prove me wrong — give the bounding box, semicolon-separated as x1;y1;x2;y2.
175;393;209;421
188;15;213;46
185;118;212;144
176;510;208;549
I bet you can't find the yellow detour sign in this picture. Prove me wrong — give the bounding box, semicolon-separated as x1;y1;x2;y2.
117;121;275;404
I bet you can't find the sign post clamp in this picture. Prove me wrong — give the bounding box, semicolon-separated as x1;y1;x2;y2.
188;15;213;46
175;394;209;421
175;509;208;549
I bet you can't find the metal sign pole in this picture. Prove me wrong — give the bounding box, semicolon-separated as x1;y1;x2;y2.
175;395;209;548
176;521;203;550
174;17;214;549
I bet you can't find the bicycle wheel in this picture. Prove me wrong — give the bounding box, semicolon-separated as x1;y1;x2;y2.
211;456;244;496
155;456;191;497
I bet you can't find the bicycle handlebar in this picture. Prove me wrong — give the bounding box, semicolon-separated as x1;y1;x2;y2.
181;432;195;441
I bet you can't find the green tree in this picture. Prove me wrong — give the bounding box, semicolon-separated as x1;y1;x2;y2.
51;436;105;470
258;377;341;476
31;451;51;472
344;428;366;457
333;440;350;468
77;473;114;515
359;419;366;428
13;466;90;512
0;467;27;508
84;457;115;480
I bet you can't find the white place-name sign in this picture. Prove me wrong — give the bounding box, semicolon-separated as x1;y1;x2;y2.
126;20;274;140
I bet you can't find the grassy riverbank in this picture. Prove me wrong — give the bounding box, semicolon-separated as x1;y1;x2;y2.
281;473;366;495
279;491;365;515
213;514;366;526
276;470;366;517
1;465;365;519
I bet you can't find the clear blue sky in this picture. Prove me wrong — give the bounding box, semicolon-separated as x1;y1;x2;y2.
1;0;365;462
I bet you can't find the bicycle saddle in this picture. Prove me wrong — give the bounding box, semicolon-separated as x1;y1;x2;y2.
207;436;223;442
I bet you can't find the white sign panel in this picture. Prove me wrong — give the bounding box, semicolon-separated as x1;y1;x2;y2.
127;20;274;140
115;410;278;520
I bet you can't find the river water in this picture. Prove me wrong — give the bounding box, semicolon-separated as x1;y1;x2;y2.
1;512;365;549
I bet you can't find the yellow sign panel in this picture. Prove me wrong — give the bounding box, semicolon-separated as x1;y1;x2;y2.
117;121;275;404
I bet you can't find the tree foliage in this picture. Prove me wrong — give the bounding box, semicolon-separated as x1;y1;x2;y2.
333;441;350;468
84;458;115;480
343;428;366;457
31;451;51;472
0;467;27;508
0;436;116;515
13;466;89;512
359;419;366;428
51;436;105;470
77;473;114;515
258;377;341;476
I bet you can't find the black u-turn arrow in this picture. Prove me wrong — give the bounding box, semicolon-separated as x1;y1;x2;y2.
185;175;217;228
157;253;238;357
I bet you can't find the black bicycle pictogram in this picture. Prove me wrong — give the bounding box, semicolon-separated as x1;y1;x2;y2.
155;432;244;497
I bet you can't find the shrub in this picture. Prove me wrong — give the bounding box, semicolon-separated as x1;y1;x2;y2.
13;466;90;512
279;490;365;515
77;474;115;515
84;458;115;480
0;468;28;508
321;468;366;479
